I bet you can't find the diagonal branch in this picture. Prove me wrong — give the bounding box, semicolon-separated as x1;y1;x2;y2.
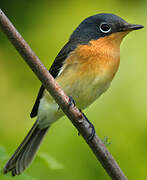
0;9;128;180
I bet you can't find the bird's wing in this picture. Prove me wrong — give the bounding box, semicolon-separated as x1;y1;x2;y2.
30;41;76;118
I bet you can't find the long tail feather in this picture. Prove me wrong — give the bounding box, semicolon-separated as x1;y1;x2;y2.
3;121;49;176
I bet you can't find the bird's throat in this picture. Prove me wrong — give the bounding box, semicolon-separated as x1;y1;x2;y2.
73;31;129;81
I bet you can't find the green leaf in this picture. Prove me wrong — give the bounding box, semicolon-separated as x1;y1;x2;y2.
38;152;64;170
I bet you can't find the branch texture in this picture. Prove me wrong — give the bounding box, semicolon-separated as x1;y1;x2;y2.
0;9;128;180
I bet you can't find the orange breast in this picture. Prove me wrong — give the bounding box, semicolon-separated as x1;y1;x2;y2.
66;31;128;82
54;32;129;109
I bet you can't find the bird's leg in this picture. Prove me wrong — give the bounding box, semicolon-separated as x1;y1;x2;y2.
67;96;95;141
81;111;95;141
58;96;76;110
68;96;76;107
58;95;95;140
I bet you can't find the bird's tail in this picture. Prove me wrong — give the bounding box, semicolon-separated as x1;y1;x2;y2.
3;120;49;176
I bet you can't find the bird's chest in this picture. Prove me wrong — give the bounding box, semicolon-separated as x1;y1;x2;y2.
57;39;120;109
66;41;120;108
72;74;111;109
59;57;119;110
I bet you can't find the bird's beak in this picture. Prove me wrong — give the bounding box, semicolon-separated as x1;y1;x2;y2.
121;24;144;31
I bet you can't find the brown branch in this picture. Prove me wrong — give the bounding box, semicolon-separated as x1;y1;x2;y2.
0;9;128;180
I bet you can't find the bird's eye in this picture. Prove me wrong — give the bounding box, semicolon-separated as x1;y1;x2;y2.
100;23;111;33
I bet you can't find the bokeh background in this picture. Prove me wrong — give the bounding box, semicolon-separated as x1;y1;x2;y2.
0;0;147;179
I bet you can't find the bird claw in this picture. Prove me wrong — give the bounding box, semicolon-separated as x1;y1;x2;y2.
58;96;76;110
68;96;76;107
83;113;95;141
78;110;95;141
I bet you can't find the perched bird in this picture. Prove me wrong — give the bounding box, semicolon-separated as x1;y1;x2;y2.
3;13;143;176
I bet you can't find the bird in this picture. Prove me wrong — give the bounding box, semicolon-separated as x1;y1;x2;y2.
3;13;143;176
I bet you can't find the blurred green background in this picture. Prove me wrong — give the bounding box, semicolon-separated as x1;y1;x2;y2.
0;0;147;179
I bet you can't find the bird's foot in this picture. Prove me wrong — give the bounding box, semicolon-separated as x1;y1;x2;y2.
83;112;95;141
68;96;76;107
78;109;95;141
58;96;76;110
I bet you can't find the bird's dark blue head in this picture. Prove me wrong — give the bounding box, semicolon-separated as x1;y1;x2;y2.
70;13;143;44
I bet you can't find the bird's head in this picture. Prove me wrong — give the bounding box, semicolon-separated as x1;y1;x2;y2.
70;13;144;46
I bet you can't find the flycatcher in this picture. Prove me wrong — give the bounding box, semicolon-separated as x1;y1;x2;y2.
3;13;143;176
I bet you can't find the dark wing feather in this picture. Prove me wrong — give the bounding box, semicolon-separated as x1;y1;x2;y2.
30;85;45;118
30;41;76;118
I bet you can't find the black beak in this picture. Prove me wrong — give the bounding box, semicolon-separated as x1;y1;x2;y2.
122;24;144;31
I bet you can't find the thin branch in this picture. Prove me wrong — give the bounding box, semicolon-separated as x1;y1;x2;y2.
0;9;128;180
